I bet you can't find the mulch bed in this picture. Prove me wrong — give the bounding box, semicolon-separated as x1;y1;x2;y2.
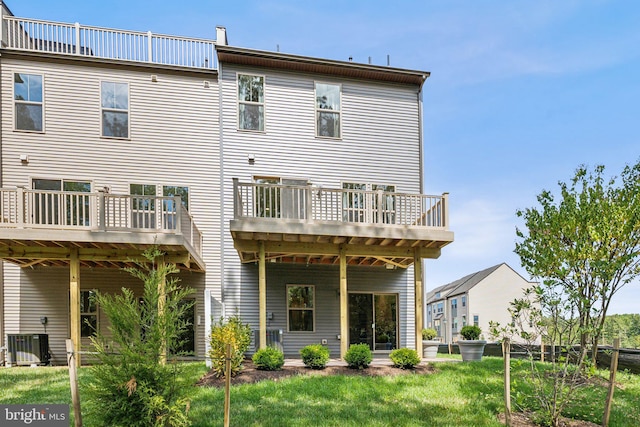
196;360;435;387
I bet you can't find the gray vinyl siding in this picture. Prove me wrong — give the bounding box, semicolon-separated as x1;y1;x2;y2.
1;57;219;361
4;266;204;365
235;264;414;357
220;64;423;347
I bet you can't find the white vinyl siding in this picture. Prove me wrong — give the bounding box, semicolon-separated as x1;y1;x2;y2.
1;58;220;362
220;64;422;349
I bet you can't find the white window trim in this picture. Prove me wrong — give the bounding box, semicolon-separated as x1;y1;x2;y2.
237;73;266;133
314;81;342;140
100;79;130;140
14;72;45;133
286;284;315;333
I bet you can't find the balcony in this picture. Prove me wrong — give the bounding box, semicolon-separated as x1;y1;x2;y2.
0;188;204;271
231;180;454;267
0;14;217;70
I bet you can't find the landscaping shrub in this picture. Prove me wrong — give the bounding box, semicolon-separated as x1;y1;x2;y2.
389;348;420;369
460;325;481;340
86;247;194;427
300;344;330;369
209;315;252;378
344;343;373;369
252;346;285;371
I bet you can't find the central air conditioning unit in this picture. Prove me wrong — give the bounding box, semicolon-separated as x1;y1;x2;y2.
254;329;284;353
6;334;51;366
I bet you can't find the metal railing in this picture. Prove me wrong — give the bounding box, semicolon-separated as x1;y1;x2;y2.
0;188;203;254
233;179;449;229
1;16;217;69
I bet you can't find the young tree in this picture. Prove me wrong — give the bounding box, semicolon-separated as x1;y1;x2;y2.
515;161;640;362
87;247;194;427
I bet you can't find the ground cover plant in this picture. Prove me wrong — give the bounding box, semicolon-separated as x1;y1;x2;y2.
2;358;639;426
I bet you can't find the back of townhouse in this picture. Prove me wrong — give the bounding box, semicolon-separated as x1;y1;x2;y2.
0;3;453;364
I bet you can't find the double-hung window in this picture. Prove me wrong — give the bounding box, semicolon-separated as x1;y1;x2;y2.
162;185;189;229
287;285;314;332
80;290;98;338
315;82;341;138
101;81;129;138
14;73;43;131
238;74;264;131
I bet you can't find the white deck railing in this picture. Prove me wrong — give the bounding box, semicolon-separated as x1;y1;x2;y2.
0;188;203;254
233;179;449;229
1;16;217;69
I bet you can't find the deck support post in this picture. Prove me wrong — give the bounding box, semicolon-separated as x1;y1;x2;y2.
258;241;267;350
414;249;423;358
339;245;348;359
70;248;81;367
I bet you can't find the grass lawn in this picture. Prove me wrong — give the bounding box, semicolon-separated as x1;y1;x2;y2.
1;357;639;426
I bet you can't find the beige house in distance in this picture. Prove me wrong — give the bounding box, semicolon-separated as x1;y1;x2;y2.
426;263;536;343
0;2;454;365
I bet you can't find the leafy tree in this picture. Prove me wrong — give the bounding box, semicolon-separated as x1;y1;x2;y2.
515;162;640;362
86;247;194;427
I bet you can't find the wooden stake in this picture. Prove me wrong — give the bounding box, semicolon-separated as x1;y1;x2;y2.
503;338;511;426
540;342;545;362
602;338;620;426
224;344;232;427
66;339;83;427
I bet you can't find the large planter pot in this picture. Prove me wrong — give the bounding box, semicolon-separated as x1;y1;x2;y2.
422;340;440;358
458;340;487;361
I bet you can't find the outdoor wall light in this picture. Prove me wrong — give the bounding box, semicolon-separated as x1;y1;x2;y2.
248;153;255;165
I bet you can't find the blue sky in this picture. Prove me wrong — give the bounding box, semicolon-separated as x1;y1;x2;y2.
11;1;639;314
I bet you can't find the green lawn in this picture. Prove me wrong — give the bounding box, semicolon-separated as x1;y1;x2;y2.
1;358;639;426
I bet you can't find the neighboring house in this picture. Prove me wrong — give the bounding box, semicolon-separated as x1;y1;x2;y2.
426;263;537;343
0;2;454;365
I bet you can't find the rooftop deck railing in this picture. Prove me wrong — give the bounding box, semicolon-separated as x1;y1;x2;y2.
0;188;203;255
233;180;449;229
1;15;217;69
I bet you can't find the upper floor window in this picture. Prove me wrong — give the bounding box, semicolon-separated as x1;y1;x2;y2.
315;82;341;138
101;81;129;138
462;295;466;307
473;314;479;327
238;74;264;131
451;299;457;309
14;73;43;132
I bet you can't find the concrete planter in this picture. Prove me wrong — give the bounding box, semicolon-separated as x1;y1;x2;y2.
422;340;440;359
458;340;487;361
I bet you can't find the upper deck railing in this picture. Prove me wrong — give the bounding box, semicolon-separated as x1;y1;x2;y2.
1;15;217;69
233;179;449;229
0;188;203;255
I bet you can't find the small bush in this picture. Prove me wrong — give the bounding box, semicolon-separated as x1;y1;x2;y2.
460;325;481;340
422;328;437;340
344;343;373;369
300;344;330;369
389;348;420;369
209;315;252;377
252;346;285;371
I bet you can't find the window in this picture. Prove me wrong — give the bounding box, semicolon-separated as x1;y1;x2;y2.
162;185;189;229
14;73;43;131
473;315;479;327
462;295;466;307
451;299;457;309
287;285;314;332
32;179;91;226
315;82;341;138
342;182;395;224
238;74;264;131
436;302;443;314
80;290;97;337
101;81;129;138
452;318;458;333
462;315;467;327
130;183;157;228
